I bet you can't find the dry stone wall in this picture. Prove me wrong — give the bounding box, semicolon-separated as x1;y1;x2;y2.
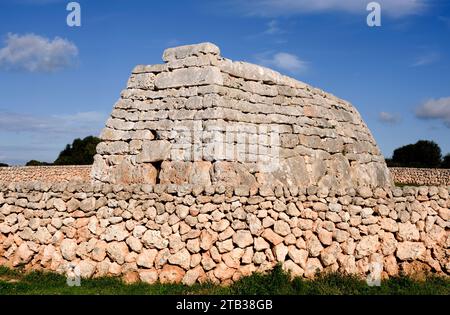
0;166;91;183
0;166;447;188
390;168;450;186
0;182;448;284
92;42;391;190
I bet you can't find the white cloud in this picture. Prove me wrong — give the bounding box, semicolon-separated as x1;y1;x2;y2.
0;110;107;134
379;112;400;124
256;52;308;74
0;110;107;164
415;97;450;128
265;20;284;35
411;52;440;67
0;33;78;72
241;0;427;17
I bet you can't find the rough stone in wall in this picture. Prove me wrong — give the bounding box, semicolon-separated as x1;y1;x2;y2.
91;42;392;190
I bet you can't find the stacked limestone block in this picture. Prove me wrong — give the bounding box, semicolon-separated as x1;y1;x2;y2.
92;43;391;189
0;182;448;284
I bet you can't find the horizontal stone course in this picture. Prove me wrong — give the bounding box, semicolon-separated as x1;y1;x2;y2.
1;166;445;188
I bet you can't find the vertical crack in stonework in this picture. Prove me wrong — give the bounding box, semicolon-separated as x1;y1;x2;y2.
91;42;392;189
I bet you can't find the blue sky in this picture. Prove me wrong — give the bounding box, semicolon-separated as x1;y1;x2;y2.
0;0;449;165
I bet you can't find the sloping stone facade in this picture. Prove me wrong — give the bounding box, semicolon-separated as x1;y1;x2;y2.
91;43;391;190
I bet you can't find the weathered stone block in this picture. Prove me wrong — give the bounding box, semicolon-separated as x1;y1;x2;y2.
136;140;172;163
155;67;223;89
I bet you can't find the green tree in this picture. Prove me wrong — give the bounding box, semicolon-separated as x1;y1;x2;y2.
442;154;450;169
391;140;442;168
53;136;101;165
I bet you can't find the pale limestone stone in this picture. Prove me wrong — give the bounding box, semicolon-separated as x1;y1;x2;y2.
140;269;159;284
274;243;288;262
200;230;216;251
262;229;284;246
320;242;341;266
222;252;240;269
126;236;143;253
12;243;34;266
53;198;66;211
283;260;304;278
288;246;308;268
306;235;323;257
254;237;270;251
137;140;172;163
333;229;349;243
398;222;420;241
136;249;158;268
318;228;333;246
34;227;51;244
356;235;379;258
155;67;223;89
286;203;300;216
91;241;107;262
182;266;205;286
396;242;426;261
163;42;220;62
201;254;217;271
186;238;201;253
105;224;129;242
106;241;129;265
273;221;291;237
217;239;233;253
232;230;253;248
218;227;234;241
60;239;77;261
80;197;96;212
41;244;56;267
242;247;254;264
159;265;185;284
304;258;323;278
381;232;398;256
380;218;398;232
142;230;169;249
213;262;235;281
78;260;96;278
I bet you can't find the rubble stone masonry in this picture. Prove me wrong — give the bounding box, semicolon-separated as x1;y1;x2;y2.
0;182;448;284
390;167;450;186
1;166;448;187
0;166;91;183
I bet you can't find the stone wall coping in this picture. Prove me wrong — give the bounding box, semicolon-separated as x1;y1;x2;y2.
1;180;449;198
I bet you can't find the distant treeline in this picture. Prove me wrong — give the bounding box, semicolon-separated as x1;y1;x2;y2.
386;140;450;169
25;136;100;166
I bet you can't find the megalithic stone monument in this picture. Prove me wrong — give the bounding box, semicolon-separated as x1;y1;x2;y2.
91;42;391;190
